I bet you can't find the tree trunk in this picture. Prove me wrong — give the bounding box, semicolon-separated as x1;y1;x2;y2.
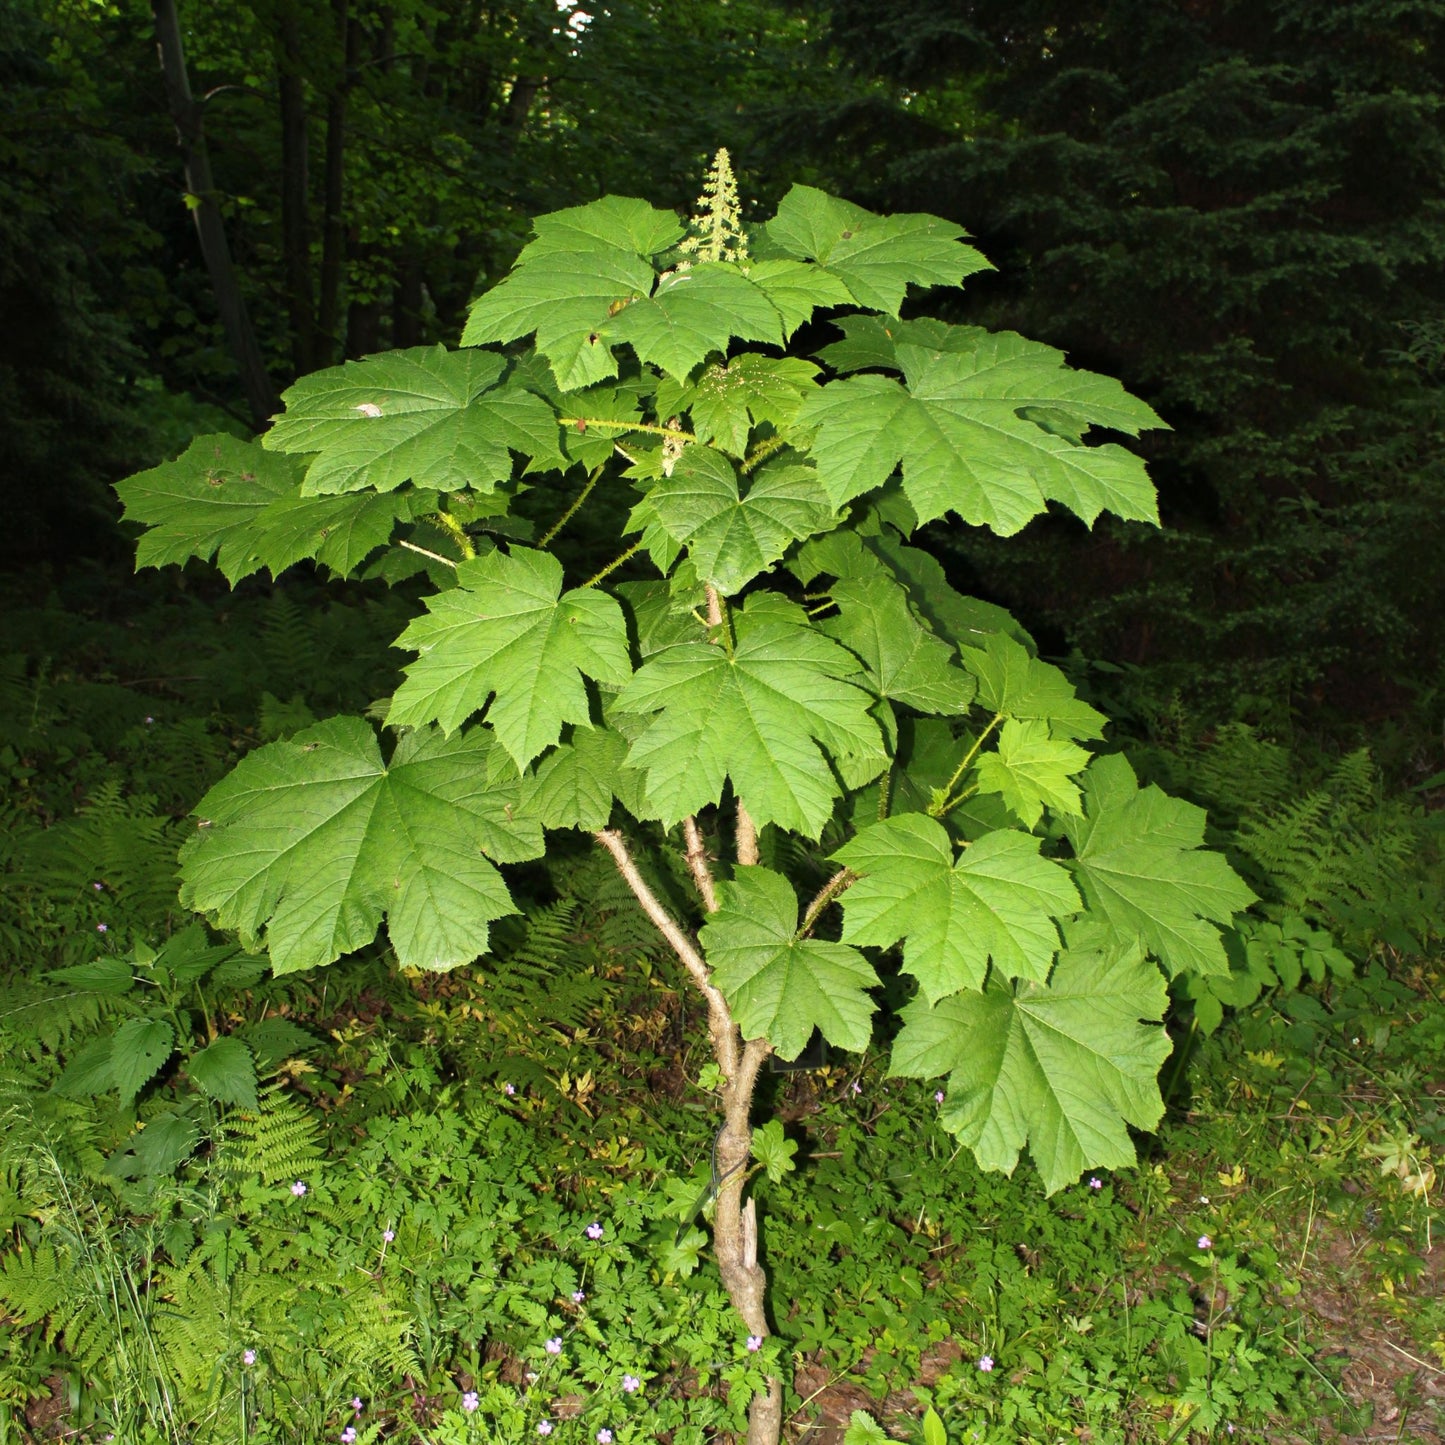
151;0;279;429
594;810;785;1445
277;5;316;375
316;0;354;366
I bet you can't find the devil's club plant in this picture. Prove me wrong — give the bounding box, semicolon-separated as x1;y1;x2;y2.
116;151;1253;1445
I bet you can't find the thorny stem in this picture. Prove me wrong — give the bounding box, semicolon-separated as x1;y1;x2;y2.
539;464;603;547
736;802;759;867
591;829;724;1034
397;537;458;569
705;583;736;659
741;434;787;474
682;816;719;913
583;541;642;588
559;416;697;443
593;819;781;1445
799;868;856;938
430;509;476;560
932;712;1005;816
877;764;894;821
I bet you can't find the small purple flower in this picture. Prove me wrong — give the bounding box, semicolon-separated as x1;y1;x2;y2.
851;1079;862;1095
504;1082;516;1096
383;1228;395;1243
545;1336;563;1355
536;1424;553;1438
1088;1177;1103;1191
242;1349;256;1366
92;881;104;891
96;922;108;933
934;1090;945;1104
586;1221;604;1240
1198;1235;1213;1251
745;1335;762;1352
621;1373;640;1393
341;1430;356;1444
571;1289;586;1303
462;1390;479;1412
144;715;155;725
351;1397;363;1413
977;1355;994;1373
290;1180;307;1197
597;1431;613;1445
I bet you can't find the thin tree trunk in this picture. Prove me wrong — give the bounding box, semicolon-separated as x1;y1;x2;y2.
151;0;279;429
594;813;785;1445
277;5;315;374
316;0;353;366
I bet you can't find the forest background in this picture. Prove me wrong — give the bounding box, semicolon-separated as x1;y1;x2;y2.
3;1;1445;1442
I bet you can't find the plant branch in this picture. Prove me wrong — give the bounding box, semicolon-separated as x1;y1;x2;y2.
559;417;696;443
539;464;603;547
592;828;736;1074
397;538;459;568
799;868;856;937
682;817;719;912
704;583;735;658
583;541;642;587
931;712;1004;815
741;434;787;474
736;803;759;867
430;509;475;560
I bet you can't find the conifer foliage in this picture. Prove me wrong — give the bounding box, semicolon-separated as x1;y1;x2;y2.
116;152;1253;1444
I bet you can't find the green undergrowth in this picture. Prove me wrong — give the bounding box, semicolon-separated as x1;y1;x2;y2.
1;571;1442;1444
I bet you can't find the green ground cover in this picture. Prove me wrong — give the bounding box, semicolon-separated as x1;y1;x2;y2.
1;570;1441;1445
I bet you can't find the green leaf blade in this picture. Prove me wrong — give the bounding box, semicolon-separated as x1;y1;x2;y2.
111;1018;176;1109
265;346;563;495
836;816;1079;1001
633;449;835;594
700;867;878;1059
387;547;632;770
1065;755;1257;977
614;602;881;837
180;717;523;974
891;931;1171;1193
974;717;1091;829
187;1036;259;1109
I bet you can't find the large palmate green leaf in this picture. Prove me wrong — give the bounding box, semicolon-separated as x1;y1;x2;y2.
974;718;1091;829
760;185;990;314
835;815;1079;1001
1064;755;1257;977
462;196;684;390
959;632;1106;741
528;725;647;830
388;547;633;770
180;717;535;974
612;596;881;836
746;259;855;338
606;264;785;382
264;346;563;495
699;867;878;1059
115;433;435;582
890;926;1171;1192
657;354;820;458
819;572;975;713
630;449;835;594
798;325;1163;530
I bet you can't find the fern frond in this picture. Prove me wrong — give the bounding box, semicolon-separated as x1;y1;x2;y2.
218;1084;325;1185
